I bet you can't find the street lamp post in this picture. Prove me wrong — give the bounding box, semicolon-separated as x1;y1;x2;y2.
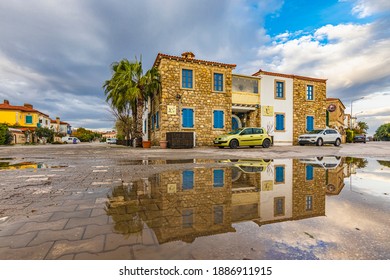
350;97;364;128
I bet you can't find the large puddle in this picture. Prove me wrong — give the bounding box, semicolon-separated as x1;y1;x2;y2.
0;156;389;260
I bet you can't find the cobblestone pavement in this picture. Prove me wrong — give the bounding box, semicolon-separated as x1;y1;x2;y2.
0;142;389;259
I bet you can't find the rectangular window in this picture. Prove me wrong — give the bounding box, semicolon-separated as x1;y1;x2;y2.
306;196;313;211
214;205;224;224
274;197;285;216
275;166;285;183
151;114;155;130
306;116;314;131
307;85;314;100
182;209;194;228
213;110;224;129
306;165;314;180
275;81;284;99
182;69;193;89
25;115;33;124
214;73;223;92
213;169;224;188
275;114;285;131
182;170;194;190
182;108;194;128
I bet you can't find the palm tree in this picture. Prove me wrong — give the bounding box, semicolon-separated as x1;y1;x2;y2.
357;121;369;133
103;58;160;143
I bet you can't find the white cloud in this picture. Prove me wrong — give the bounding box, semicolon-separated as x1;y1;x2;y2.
348;0;390;18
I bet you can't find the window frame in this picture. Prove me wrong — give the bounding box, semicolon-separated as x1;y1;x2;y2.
305;195;313;211
25;115;33;124
274;79;286;100
182;170;195;191
275;112;286;132
306;84;314;101
305;165;314;181
274;196;285;217
180;68;195;90
212;72;225;93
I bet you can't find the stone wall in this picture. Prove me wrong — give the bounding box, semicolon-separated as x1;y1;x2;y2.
292;160;326;219
150;58;233;146
293;78;327;145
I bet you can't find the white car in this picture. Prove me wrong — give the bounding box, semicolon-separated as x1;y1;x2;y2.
106;138;117;144
299;156;342;169
61;136;80;144
298;128;342;146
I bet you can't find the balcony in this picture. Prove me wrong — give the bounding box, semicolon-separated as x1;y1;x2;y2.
232;75;260;106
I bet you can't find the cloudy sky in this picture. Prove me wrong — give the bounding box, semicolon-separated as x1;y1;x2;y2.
0;0;389;134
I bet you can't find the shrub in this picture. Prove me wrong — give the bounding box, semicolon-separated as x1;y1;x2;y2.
346;129;354;143
0;124;13;145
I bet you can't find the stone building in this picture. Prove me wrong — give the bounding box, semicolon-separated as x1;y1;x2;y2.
148;52;329;147
326;98;347;143
149;52;236;147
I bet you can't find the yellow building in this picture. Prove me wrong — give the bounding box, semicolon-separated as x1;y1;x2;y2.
326;98;347;143
0;100;40;128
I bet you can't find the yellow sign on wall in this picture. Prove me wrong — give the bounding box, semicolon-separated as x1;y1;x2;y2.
167;105;177;115
167;183;177;193
262;180;273;191
262;106;274;116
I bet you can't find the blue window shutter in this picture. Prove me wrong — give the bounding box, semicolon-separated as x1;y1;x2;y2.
213;110;224;129
276;82;283;98
182;69;193;88
213;169;224;187
306;116;314;131
156;112;159;129
276;114;284;131
214;73;223;91
306;165;314;180
182;170;194;190
182;108;194;128
275;166;284;182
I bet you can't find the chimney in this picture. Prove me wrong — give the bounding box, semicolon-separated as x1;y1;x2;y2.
3;100;9;105
24;103;33;109
56;117;60;124
181;52;195;59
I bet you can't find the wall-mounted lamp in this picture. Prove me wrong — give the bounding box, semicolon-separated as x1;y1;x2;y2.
175;94;182;101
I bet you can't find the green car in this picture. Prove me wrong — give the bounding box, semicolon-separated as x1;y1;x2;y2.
213;127;272;149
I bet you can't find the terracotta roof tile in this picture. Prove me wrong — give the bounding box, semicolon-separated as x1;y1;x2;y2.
0;103;50;117
253;69;327;82
153;53;236;69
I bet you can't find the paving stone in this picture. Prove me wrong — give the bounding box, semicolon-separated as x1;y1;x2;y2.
0;231;37;248
28;227;85;246
46;235;105;260
105;233;140;251
15;219;68;235
57;254;75;260
50;209;92;222
0;241;54;260
90;208;107;217
83;224;113;239
65;215;109;229
74;246;133;260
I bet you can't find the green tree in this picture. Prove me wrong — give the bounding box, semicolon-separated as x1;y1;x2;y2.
35;127;55;142
72;127;100;142
103;58;160;142
356;121;369;134
375;123;390;141
0;124;13;145
115;116;133;141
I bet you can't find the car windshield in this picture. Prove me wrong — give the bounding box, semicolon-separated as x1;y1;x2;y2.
228;129;242;135
307;130;324;134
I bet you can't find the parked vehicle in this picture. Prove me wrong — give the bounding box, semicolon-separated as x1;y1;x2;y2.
61;136;80;144
106;138;117;144
353;135;366;143
298;128;341;146
214;127;272;149
299;156;342;170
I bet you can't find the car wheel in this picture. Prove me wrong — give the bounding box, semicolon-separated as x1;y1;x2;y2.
218;146;224;149
334;138;341;147
317;157;323;161
249;146;255;148
299;143;304;146
316;138;323;146
262;139;271;148
229;139;239;149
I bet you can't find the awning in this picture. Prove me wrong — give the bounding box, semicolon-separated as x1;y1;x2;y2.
232;104;258;112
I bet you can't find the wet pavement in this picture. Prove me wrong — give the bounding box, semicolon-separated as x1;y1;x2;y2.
0;143;389;260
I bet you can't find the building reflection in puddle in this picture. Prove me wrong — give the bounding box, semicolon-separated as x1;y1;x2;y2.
106;157;363;244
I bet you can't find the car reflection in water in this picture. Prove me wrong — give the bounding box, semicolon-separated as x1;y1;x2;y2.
106;156;349;244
